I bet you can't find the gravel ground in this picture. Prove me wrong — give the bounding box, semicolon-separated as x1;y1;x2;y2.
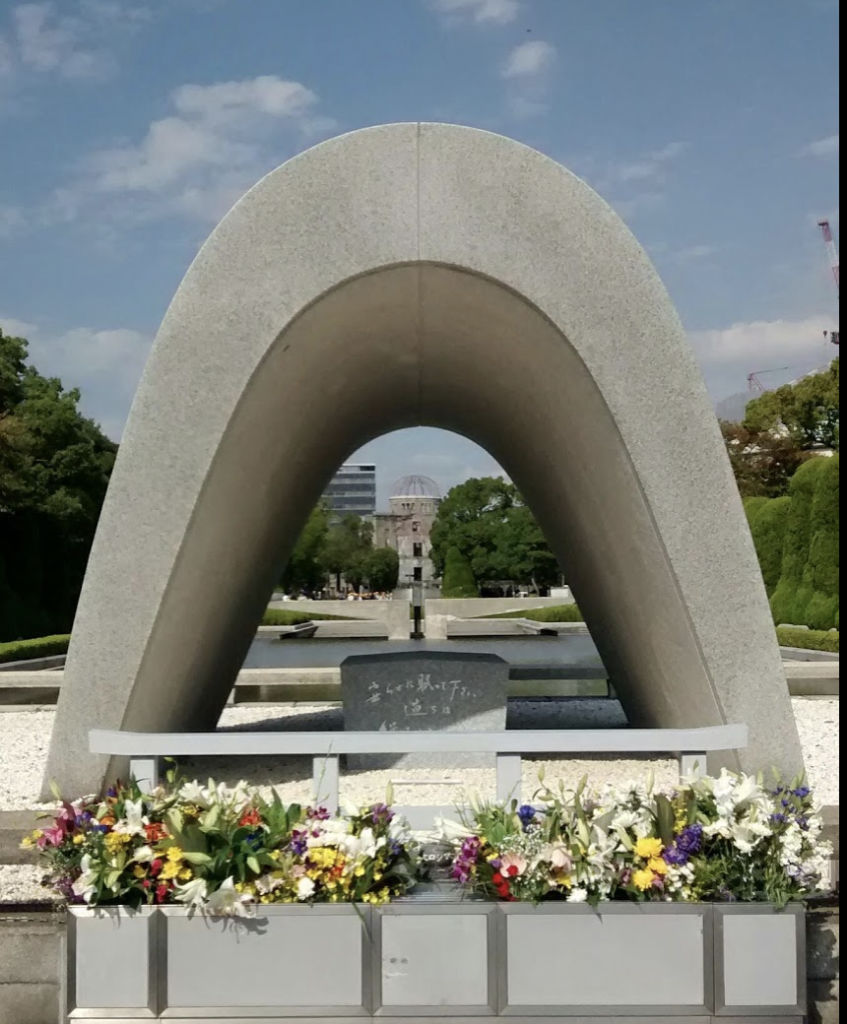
0;864;54;904
0;698;838;811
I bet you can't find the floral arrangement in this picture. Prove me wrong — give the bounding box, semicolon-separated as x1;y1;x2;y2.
441;769;832;907
23;777;418;914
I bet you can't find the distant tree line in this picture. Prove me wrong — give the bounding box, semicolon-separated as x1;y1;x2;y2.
280;506;400;596
0;328;117;642
721;358;839;499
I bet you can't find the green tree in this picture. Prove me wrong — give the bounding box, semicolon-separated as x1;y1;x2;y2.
744;358;839;451
429;476;561;589
320;514;374;592
722;421;809;499
363;547;400;593
441;545;479;598
280;504;330;595
0;327;117;641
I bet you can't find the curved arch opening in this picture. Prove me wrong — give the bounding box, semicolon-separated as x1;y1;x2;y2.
122;263;723;745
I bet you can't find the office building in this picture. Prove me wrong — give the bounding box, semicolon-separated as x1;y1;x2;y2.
322;464;377;519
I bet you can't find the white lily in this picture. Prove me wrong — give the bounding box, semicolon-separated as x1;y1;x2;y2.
71;854;98;904
205;878;254;918
133;845;154;864
178;781;207;805
435;817;476;842
174;878;208;907
112;799;147;836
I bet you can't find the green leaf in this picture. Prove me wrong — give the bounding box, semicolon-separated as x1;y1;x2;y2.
181;851;213;866
654;794;675;847
246;855;260;876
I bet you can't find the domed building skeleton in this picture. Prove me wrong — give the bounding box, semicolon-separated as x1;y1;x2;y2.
372;475;442;592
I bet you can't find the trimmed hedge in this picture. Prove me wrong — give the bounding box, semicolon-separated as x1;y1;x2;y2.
0;634;71;665
770;455;839;630
776;627;839;654
485;604;586;623
260;609;351;626
745;494;792;597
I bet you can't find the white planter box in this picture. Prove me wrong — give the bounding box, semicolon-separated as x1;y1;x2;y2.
66;902;806;1021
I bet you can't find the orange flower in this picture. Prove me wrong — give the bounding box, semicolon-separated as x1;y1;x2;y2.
239;808;262;828
100;815;116;827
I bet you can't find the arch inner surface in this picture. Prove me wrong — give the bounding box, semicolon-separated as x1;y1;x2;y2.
45;123;801;796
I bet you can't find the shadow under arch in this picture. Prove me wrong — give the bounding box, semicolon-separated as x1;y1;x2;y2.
45;123;801;796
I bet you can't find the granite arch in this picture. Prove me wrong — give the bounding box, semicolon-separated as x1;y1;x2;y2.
45;123;802;795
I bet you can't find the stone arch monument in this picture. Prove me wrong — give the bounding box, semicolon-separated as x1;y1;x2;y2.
45;123;802;796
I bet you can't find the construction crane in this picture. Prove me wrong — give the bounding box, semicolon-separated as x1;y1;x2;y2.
818;220;840;295
817;220;840;347
748;367;790;393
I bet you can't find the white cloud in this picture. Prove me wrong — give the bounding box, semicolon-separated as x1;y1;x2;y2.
63;74;333;224
0;314;152;439
428;0;521;26
0;32;13;76
609;191;665;221
614;141;687;184
173;76;317;127
500;40;557;118
502;40;556;78
12;2;106;79
0;204;24;237
801;134;839;158
690;314;838;369
673;244;720;263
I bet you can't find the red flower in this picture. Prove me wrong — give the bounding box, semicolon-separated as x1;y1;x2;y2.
150;859;163;877
155;884;169;904
144;822;168;843
239;808;262;828
141;880;151;889
507;865;519;878
492;872;504;886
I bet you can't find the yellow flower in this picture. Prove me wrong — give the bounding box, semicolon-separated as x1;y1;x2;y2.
133;865;146;879
104;832;131;852
354;866;365;878
73;834;86;846
160;860;181;881
634;837;663;860
632;869;655;891
178;867;193;882
648;857;668;877
165;846;184;863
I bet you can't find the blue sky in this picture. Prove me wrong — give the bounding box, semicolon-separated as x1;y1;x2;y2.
0;0;840;507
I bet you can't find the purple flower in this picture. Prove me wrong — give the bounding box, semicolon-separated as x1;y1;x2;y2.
452;836;482;885
771;813;788;825
676;824;703;855
517;805;536;831
306;806;331;821
371;803;395;826
792;787;811;799
663;846;689;867
289;830;308;856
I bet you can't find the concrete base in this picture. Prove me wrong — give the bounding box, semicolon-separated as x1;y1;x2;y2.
0;904;837;1024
